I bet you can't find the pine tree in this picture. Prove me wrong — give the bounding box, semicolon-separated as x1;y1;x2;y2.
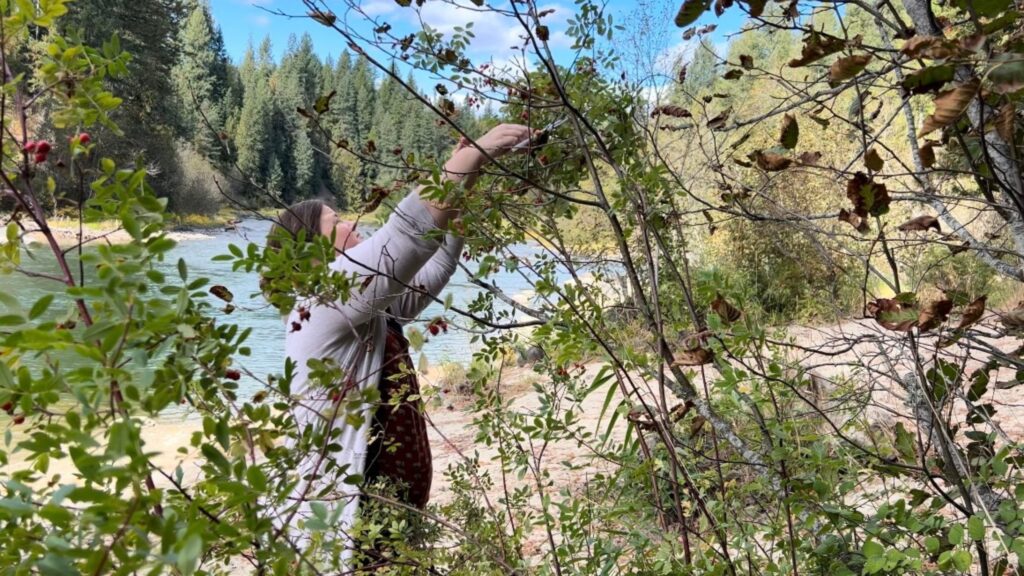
172;0;230;160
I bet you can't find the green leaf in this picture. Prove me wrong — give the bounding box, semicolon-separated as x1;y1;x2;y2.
862;540;884;558
28;294;54;320
176;533;203;575
177;258;187;281
968;515;985;540
949;523;964;545
952;550;972;572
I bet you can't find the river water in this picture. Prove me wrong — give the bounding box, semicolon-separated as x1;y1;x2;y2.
7;219;576;400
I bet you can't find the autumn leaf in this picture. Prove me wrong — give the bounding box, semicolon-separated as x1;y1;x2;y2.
651;105;693;118
798;151;822;165
751;150;792;171
678;64;688;84
395;0;412;6
309;9;336;26
675;0;711;27
364;187;390;212
897;215;941;233
919;141;937;167
714;0;732;16
901;35;959;60
439;98;456;117
867;296;919;332
536;25;550;41
917;299;953;332
789;31;848;67
209;285;234;303
846;172;891;217
712;293;742;323
707;108;731;130
313;90;337;114
723;69;744;80
838;208;870;233
683;27;697;40
829;54;871;87
779;114;799;149
739;54;754;69
996;102;1015;142
958;295;987;329
864;147;884;171
673;347;714;366
919;79;980;137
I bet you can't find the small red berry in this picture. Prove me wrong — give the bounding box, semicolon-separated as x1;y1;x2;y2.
34;153;47;163
298;306;311;322
35;141;51;154
22;141;37;153
0;401;12;414
77;132;91;144
225;369;241;381
12;414;25;425
290;321;302;332
428;324;440;336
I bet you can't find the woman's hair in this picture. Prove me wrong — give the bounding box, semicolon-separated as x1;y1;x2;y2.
261;199;329;301
265;199;327;250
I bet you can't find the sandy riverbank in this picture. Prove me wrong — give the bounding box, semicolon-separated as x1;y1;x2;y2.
21;219;220;248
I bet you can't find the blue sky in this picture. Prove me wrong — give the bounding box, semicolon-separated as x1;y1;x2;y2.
209;0;746;90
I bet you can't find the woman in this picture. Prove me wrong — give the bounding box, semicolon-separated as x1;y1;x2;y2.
265;124;536;562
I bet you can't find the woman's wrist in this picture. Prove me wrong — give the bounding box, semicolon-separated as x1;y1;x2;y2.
443;147;485;182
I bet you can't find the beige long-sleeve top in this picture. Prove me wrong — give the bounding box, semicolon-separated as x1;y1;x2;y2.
276;190;463;562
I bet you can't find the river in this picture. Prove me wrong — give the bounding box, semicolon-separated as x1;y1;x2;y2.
6;219;578;400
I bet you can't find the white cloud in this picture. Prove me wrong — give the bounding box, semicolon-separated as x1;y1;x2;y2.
361;0;398;17
251;14;271;26
395;1;573;61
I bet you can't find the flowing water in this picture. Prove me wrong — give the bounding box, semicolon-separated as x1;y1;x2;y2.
6;219;579;402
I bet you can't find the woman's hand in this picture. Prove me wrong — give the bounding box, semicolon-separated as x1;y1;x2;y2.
445;123;537;181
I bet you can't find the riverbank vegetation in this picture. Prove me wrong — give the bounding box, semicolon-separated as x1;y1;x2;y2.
3;0;1024;574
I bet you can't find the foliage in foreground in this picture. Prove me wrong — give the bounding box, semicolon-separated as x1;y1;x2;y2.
2;0;1024;574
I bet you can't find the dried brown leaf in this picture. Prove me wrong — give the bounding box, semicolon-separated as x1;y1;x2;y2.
838;208;870;233
919;79;980;137
996;102;1015;143
751;150;792;171
651;105;693;118
901;35;960;60
707;108;731;130
919;141;937;167
780;114;799;149
798;151;822;165
829;54;872;86
210;285;234;303
918;299;953;332
864;147;884;171
789;31;848;68
739;54;754;69
958;295;987;330
846;172;891;217
867;297;919;332
897;215;941;233
711;292;742;323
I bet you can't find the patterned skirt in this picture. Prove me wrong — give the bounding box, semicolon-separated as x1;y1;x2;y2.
363;319;433;509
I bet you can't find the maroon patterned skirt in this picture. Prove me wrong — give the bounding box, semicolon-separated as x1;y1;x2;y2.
363;319;432;509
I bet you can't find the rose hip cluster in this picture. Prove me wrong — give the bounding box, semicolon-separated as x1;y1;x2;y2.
427;317;449;336
22;132;91;164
